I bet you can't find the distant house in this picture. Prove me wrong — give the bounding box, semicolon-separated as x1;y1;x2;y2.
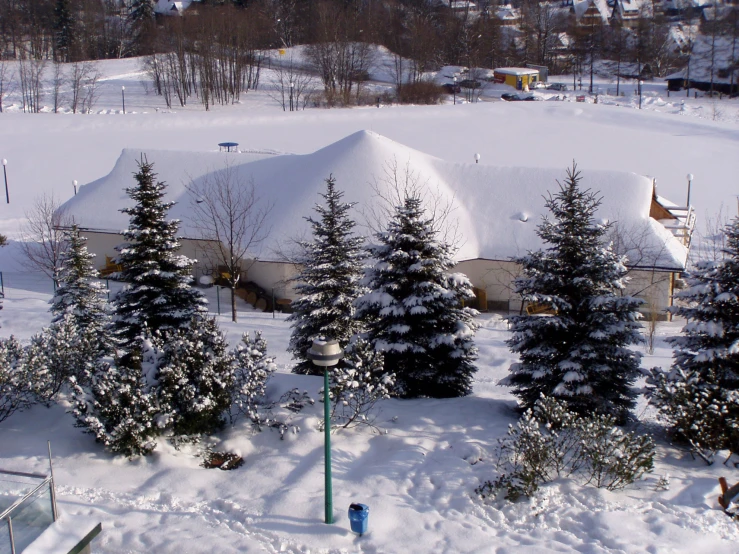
614;0;641;26
154;0;197;16
61;132;693;317
495;4;521;25
493;67;540;90
572;0;611;25
664;34;739;95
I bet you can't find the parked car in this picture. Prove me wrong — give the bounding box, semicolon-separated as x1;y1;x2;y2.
546;83;568;91
501;93;541;101
532;81;548;89
458;79;482;89
441;83;462;94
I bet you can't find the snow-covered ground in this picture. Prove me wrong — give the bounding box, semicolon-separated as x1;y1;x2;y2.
1;276;738;553
1;57;739;553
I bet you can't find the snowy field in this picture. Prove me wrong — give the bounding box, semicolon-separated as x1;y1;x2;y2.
1;57;739;552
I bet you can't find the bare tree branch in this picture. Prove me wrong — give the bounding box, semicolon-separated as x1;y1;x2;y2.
186;163;273;322
19;194;74;283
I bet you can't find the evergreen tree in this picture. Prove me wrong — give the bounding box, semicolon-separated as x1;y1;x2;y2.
54;0;75;62
156;317;234;436
288;177;366;375
71;344;160;457
52;225;111;356
0;337;31;423
127;0;156;55
501;164;643;423
648;216;739;459
112;158;207;354
355;195;479;398
231;330;276;423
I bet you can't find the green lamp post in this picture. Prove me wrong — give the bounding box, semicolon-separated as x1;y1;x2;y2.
307;337;344;524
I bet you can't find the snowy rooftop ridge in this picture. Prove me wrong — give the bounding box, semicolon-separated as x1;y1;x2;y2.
61;130;689;270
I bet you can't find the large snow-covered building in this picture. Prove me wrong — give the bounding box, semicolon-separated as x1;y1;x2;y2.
61;131;693;315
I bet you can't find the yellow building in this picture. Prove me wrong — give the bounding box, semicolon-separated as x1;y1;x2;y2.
493;68;540;90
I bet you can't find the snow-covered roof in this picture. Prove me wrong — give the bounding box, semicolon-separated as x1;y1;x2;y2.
154;0;193;15
61;131;688;270
573;0;611;23
494;67;539;76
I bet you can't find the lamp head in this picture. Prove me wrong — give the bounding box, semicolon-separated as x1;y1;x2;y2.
1;159;6;166
121;85;125;91
687;173;694;181
307;338;343;367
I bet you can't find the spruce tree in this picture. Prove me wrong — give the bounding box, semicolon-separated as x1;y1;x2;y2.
502;164;643;423
288;177;366;375
128;0;156;55
52;225;111;355
355;195;479;398
112;158;207;354
649;216;739;458
54;0;75;62
231;330;276;423
0;337;31;423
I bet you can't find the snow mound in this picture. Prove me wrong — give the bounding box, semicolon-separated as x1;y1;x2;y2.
61;131;688;268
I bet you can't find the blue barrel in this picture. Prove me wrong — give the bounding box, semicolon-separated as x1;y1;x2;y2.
348;503;369;536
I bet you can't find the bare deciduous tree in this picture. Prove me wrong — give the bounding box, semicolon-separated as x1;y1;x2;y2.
0;60;15;113
19;194;74;284
187;164;273;322
268;52;315;111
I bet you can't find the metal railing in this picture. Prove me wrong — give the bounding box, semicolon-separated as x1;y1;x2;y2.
0;470;57;554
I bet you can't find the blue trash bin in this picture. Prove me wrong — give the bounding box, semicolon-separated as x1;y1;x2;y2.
348;503;369;536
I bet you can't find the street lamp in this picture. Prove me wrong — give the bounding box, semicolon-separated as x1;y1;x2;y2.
2;159;7;204
686;173;694;207
638;80;643;110
453;76;457;105
474;153;480;164
289;82;294;112
73;179;78;196
307;338;344;525
121;85;126;114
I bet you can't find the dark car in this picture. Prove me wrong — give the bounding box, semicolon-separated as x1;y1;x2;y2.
441;83;462;93
501;93;540;101
546;83;568;91
458;79;482;89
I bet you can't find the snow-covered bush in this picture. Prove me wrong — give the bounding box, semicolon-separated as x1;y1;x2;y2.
231;330;276;424
476;396;655;501
71;344;160;457
325;338;394;429
646;216;739;463
156;317;234;437
0;336;32;423
502;164;643;423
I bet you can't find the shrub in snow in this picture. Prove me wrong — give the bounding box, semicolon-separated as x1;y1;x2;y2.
355;194;479;398
324;337;394;429
288;177;366;375
51;224;112;358
156;317;235;437
502;164;643;423
71;344;160;457
111;158;206;354
231;330;276;424
0;336;32;423
646;216;739;463
476;396;654;501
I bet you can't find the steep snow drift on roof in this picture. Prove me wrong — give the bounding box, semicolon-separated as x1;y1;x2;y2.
62;130;688;270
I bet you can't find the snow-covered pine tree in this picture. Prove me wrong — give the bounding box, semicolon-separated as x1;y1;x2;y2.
112;158;206;354
355;194;479;398
0;336;31;423
52;224;111;357
231;330;276;423
649;216;739;458
288;177;366;375
156;317;234;437
71;343;160;457
127;0;156;55
501;164;643;423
